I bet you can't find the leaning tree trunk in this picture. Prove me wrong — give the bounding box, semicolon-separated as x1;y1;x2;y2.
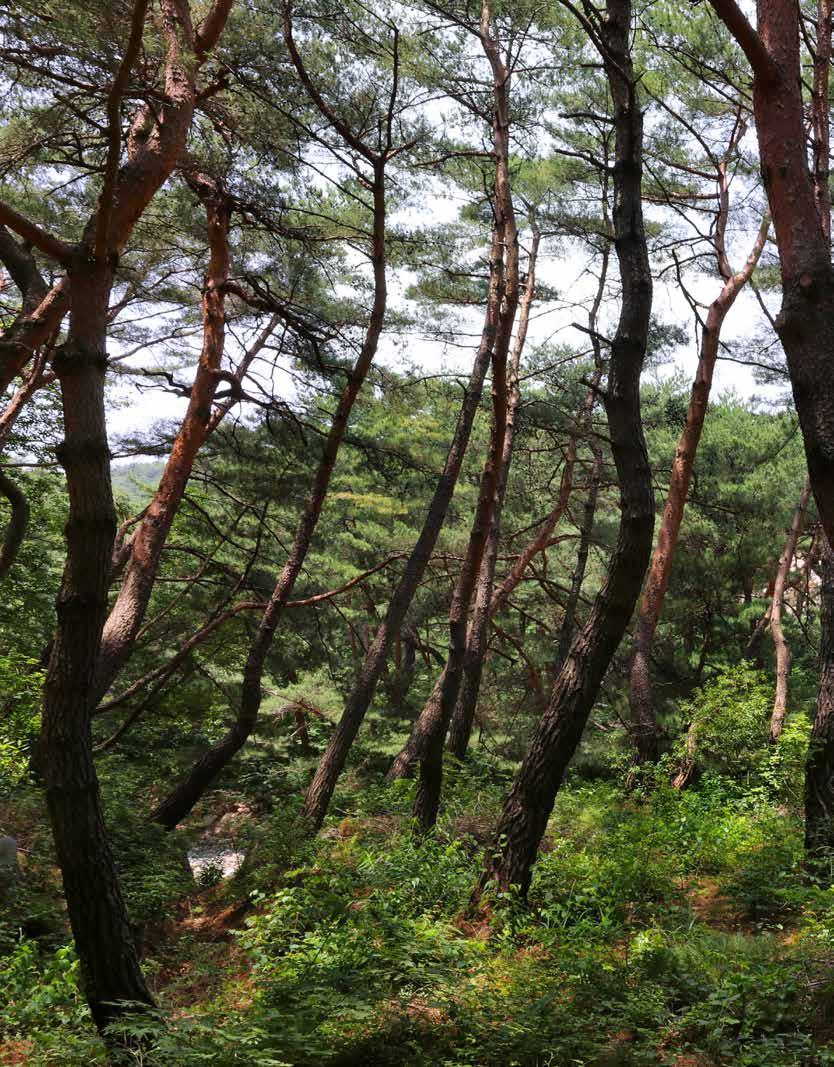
627;144;770;762
554;448;602;672
151;158;388;829
805;539;834;857
769;476;812;740
478;0;654;897
0;468;29;578
298;230;504;832
32;0;234;1038
385;14;520;828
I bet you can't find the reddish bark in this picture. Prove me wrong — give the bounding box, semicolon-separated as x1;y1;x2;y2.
707;0;834;546
628;139;770;762
94;177;232;699
150;11;395;825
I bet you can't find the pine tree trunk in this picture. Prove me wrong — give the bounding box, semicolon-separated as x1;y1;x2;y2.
554;448;602;672
445;232;539;762
627;147;769;762
41;258;154;1033
94;183;231;699
708;0;834;548
387;21;520;824
478;0;654;897
299;232;503;831
152;160;388;828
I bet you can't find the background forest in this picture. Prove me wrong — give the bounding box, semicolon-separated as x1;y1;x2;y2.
2;0;834;1064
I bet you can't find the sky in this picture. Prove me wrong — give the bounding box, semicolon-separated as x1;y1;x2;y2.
108;187;784;460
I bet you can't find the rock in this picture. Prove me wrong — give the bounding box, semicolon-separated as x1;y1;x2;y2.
186;840;246;883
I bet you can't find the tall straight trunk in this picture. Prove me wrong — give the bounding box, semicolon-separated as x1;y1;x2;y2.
769;476;812;740
446;232;539;761
151;160;388;828
479;0;654;897
554;448;602;672
708;0;834;548
94;181;231;699
805;540;834;857
628;191;770;761
41;258;154;1032
298;229;504;831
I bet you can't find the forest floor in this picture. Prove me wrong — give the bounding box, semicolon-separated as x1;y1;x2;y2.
3;719;834;1066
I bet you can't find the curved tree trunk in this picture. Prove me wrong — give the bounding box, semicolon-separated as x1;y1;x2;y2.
769;476;812;740
151;154;389;829
478;0;654;897
299;224;506;831
627;136;770;762
707;0;834;550
93;178;231;700
554;448;602;673
385;16;520;825
41;256;155;1034
34;0;234;1039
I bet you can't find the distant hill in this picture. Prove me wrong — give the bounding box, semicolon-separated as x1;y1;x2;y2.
112;461;166;502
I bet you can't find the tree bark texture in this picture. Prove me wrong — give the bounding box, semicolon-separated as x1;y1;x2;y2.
479;0;654;897
707;0;834;546
35;0;233;1037
445;231;540;761
94;180;231;700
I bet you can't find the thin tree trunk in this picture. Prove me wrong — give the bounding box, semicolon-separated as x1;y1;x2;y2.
299;225;504;831
445;231;539;761
628;127;770;762
805;539;834;857
552;192;612;674
385;13;520;829
0;468;29;578
94;178;231;699
478;0;654;897
151;156;389;828
769;476;812;740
